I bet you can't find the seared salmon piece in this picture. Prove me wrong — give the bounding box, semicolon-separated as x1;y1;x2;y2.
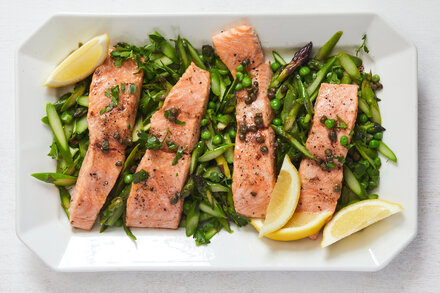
150;63;210;152
212;24;265;77
213;24;275;217
69;54;143;230
236;61;273;127
296;83;358;229
232;128;276;218
126;150;190;229
306;83;359;161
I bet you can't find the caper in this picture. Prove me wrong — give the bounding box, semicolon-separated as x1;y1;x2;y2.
249;125;257;132
260;145;268;153
321;162;330;171
239;133;246;141
239;124;248;134
245;96;253;105
334;184;341;193
253;81;259;87
329;130;337;142
113;131;120;139
170;194;179;205
325;149;333;157
254;117;263;126
256;136;265;144
115;161;123;167
280;84;288;94
169;107;179;116
101;139;109;153
242;59;250;67
320;115;328;124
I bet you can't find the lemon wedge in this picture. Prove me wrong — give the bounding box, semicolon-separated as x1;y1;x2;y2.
321;199;403;247
44;34;110;87
252;211;332;241
258;155;301;237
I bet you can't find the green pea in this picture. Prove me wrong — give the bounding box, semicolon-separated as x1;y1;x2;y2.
235;83;243;91
200;118;208;126
217;114;230;125
235;64;244;72
271;62;280;72
359;113;368;123
61;112;73;124
212;134;223;145
324;119;336;129
229;129;236;138
340;135;349;146
242;76;252;88
272;118;282;126
208;101;216;109
369;139;380;149
201;130;211;140
299;117;309;128
270;99;281;111
124;174;133;184
374;132;383;140
374;157;382;167
372;74;380;83
360;159;370;168
299;66;311;77
236;71;244;81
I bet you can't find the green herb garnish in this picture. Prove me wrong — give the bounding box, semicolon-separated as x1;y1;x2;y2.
132;169;149;184
172;146;188;165
129;84;137;94
356;34;369;56
100;85;120;114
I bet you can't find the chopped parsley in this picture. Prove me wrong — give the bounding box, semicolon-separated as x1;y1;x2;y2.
100;85;120;114
336;115;348;129
356;34;369;56
166;140;179;151
138;130;162;150
120;83;125;92
132;169;149;184
172;146;188;165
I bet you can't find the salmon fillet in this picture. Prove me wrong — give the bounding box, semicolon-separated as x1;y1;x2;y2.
69;54;143;230
213;24;276;217
125;150;190;228
232;128;276;218
126;63;210;229
297;83;358;215
236;61;274;128
212;24;265;77
150;63;210;152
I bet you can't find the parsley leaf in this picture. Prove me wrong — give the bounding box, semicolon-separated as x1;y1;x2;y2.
100;85;119;114
166;140;179;151
172;146;188;165
132;169;149;184
120;83;125;92
129;84;137;94
138;130;163;150
356;34;369;56
336;115;348;129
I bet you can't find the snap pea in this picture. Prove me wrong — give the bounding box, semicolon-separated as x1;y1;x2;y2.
222;133;234;164
183;39;207;70
186;202;200;237
199;201;227;219
58;187;71;218
378;141;397;162
180;177;195;200
76;95;89;107
198;144;234;162
297;75;314;115
272;51;287;66
207;181;230;193
316;31;343;61
210;69;221;96
46;103;72;163
338;52;361;81
99;197;124;227
271;125;315;160
177;35;191;70
60;83;86;112
32;172;77;186
343;165;367;199
361;79;381;124
306;56;337;96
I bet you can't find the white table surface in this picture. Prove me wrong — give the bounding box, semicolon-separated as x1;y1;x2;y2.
2;0;439;292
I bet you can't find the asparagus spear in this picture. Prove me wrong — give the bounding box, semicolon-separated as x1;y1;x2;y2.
315;31;343;61
269;42;313;89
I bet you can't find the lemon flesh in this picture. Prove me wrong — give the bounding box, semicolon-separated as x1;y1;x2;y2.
321;199;403;247
44;34;110;87
252;211;332;241
258;155;301;237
